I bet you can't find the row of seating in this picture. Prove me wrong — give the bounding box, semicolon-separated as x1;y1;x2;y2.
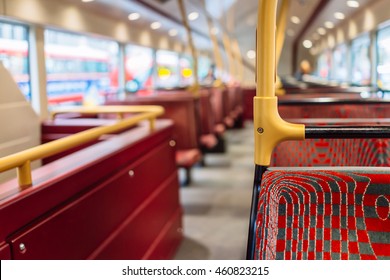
0;120;182;259
42;86;244;185
0;84;245;259
110;86;243;185
249;87;390;260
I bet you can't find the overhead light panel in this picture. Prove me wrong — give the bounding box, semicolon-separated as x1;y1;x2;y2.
347;1;360;8
324;21;334;29
291;16;301;24
128;13;140;21
188;12;199;21
169;29;178;36
151;22;162;30
246;50;256;59
303;40;313;49
334;12;345;20
317;27;326;35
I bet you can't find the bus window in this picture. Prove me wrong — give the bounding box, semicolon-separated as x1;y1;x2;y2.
179;55;194;87
351;33;371;86
332;44;348;83
155;50;179;89
198;56;211;83
377;24;390;90
44;29;119;107
0;21;30;101
125;45;154;94
317;50;332;80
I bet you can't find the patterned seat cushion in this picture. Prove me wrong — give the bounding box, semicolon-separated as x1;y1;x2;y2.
272;139;390;167
279;104;390;119
255;169;390;260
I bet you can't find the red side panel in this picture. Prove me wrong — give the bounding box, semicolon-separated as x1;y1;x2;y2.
0;120;182;259
242;87;256;121
0;242;11;260
8;140;180;260
89;174;181;259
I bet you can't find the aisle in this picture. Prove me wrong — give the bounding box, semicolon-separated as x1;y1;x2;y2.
174;122;254;260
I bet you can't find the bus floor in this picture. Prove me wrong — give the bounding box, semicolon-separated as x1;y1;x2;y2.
174;121;254;260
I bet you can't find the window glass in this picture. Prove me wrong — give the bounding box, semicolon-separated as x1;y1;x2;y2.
332;44;348;82
351;33;371;86
155;50;179;88
0;21;30;100
198;56;211;81
125;45;154;94
45;29;119;107
317;50;332;79
377;25;390;90
179;54;194;87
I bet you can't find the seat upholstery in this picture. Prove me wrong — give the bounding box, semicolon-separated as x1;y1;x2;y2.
272;138;390;167
255;169;390;260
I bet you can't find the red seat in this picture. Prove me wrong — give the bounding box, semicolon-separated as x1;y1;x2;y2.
106;94;202;185
254;168;390;260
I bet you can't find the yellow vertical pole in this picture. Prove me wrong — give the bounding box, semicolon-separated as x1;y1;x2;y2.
254;0;304;166
256;0;277;98
202;0;224;86
177;0;199;94
232;39;244;83
222;33;236;83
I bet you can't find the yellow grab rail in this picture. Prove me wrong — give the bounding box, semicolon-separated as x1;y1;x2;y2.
177;0;200;95
222;33;237;83
0;105;164;189
202;0;224;87
254;0;304;165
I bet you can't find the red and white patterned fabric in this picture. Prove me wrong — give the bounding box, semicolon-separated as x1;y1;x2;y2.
255;169;390;260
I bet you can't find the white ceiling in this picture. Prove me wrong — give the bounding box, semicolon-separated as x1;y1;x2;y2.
63;0;379;68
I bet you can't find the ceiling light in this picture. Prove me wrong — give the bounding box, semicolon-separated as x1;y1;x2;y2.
246;50;256;59
317;27;326;35
82;0;95;2
334;12;345;20
286;29;295;37
347;1;360;8
150;22;162;30
324;21;334;29
128;13;140;21
303;40;313;49
168;29;178;36
188;12;199;21
291;16;301;24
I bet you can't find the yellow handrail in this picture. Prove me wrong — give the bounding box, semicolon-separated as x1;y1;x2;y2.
232;39;244;84
177;0;200;94
0;105;164;188
254;0;304;165
202;0;224;87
